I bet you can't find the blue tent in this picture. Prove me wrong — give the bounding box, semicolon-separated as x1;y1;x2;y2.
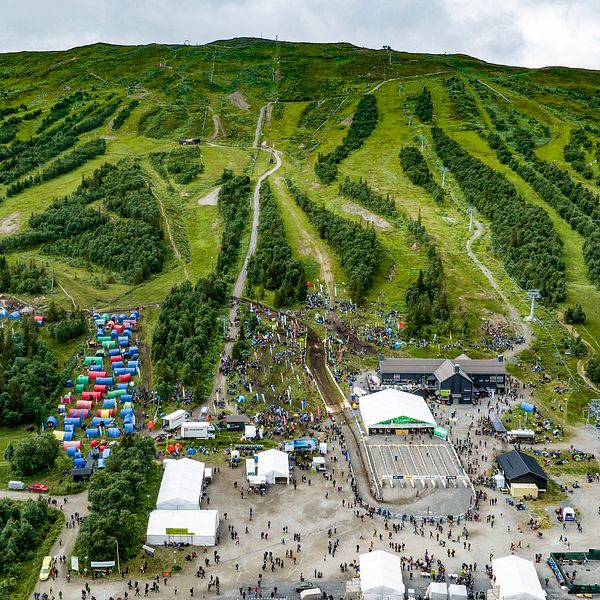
63;430;74;441
91;417;114;427
46;416;58;428
86;428;100;438
116;383;129;390
108;349;121;357
64;417;81;427
8;311;21;320
102;399;116;409
107;427;121;438
66;447;78;457
120;408;134;418
123;422;135;433
0;308;8;318
186;448;197;456
73;457;86;468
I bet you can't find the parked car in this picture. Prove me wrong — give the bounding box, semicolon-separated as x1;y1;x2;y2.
39;556;53;581
27;483;49;493
295;581;316;593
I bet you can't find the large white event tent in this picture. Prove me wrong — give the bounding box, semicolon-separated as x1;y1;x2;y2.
146;510;219;546
492;556;546;600
359;550;405;600
246;449;289;484
359;388;436;433
156;458;205;510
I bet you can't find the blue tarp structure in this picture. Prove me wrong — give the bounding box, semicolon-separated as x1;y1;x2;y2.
73;458;86;468
0;308;8;318
46;416;58;428
521;402;536;413
107;427;120;438
490;413;507;434
8;311;21;320
123;422;135;433
85;428;100;438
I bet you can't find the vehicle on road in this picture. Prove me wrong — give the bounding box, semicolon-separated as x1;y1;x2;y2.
27;483;49;493
39;556;53;581
296;582;316;593
8;480;25;490
162;409;190;431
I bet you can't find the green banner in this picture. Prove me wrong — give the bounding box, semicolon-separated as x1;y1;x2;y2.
434;426;448;440
166;528;191;535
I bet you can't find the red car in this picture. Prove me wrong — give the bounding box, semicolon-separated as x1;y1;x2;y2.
27;483;49;493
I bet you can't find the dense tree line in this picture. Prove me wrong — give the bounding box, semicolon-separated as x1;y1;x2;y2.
339;177;399;220
488;133;600;287
48;314;87;343
286;179;381;301
0;497;59;597
0;104;27;119
0;319;61;427
112;99;140;130
399;146;446;204
247;181;307;307
78;436;156;561
217;171;251;276
6;138;106;197
586;354;600;385
314;95;378;184
564;304;586;325
0;97;120;184
0;122;18;144
443;77;481;125
36;91;88;133
150;146;204;184
432;127;566;305
0;257;51;294
414;87;433;123
152;273;228;394
404;217;450;334
563;127;593;178
9;432;60;476
1;161;166;283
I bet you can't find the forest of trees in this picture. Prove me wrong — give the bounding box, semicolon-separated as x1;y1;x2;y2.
414;87;433;123
1;161;166;283
563;127;594;178
564;304;586;325
78;436;157;561
216;171;251;276
432;127;566;305
247;181;307;307
399;146;446;204
112;99;140;130
339;177;399;220
488;133;600;287
287;179;381;301
0;498;60;597
9;432;60;476
443;77;481;125
0;319;61;427
0;257;51;295
314;95;378;184
150;146;204;184
6;139;107;197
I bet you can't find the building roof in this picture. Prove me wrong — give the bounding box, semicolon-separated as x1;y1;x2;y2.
359;389;436;429
156;458;205;510
433;359;472;383
225;414;248;423
147;510;218;536
497;450;548;482
256;449;289;478
492;555;546;600
378;356;505;376
359;550;405;596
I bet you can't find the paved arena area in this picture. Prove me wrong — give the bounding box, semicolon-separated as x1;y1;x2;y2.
364;435;474;515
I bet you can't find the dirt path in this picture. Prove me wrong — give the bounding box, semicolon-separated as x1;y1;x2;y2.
0;489;89;598
197;186;221;206
0;211;21;236
57;281;77;309
271;174;335;294
208;106;225;141
343;200;391;228
253;105;267;149
150;186;189;280
466;218;532;357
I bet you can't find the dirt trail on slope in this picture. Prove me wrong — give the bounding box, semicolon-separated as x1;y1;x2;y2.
0;212;21;235
228;91;250;110
208;106;226;141
198;187;221;206
466;218;531;357
343;200;391;228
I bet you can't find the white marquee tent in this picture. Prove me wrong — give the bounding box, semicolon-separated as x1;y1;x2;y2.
156;458;205;510
492;556;546;600
146;509;219;546
359;550;405;600
246;449;289;484
359;388;436;432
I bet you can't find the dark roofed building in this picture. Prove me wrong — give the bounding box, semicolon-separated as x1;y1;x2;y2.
378;355;506;404
223;414;248;431
497;450;548;491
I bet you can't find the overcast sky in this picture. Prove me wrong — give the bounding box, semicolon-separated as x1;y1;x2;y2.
1;0;598;69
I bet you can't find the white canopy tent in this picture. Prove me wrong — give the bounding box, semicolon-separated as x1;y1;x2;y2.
427;582;448;600
492;556;546;600
156;458;205;510
359;550;405;600
448;584;468;600
359;388;436;432
246;449;289;484
146;510;218;546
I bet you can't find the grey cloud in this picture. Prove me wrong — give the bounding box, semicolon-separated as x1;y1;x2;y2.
0;0;598;68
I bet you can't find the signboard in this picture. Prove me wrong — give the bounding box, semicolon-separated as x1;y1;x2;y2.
434;426;449;440
91;561;115;568
379;416;426;426
392;475;404;480
71;556;79;572
165;528;191;535
142;545;155;557
284;438;318;452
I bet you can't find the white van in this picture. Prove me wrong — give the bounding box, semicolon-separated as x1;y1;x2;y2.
8;480;25;490
300;588;322;600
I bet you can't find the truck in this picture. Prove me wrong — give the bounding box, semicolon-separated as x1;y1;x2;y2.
162;409;190;431
504;428;536;443
180;421;216;439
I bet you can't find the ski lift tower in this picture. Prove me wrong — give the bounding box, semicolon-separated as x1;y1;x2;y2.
466;206;475;231
417;135;426;152
441;167;449;189
524;289;541;322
